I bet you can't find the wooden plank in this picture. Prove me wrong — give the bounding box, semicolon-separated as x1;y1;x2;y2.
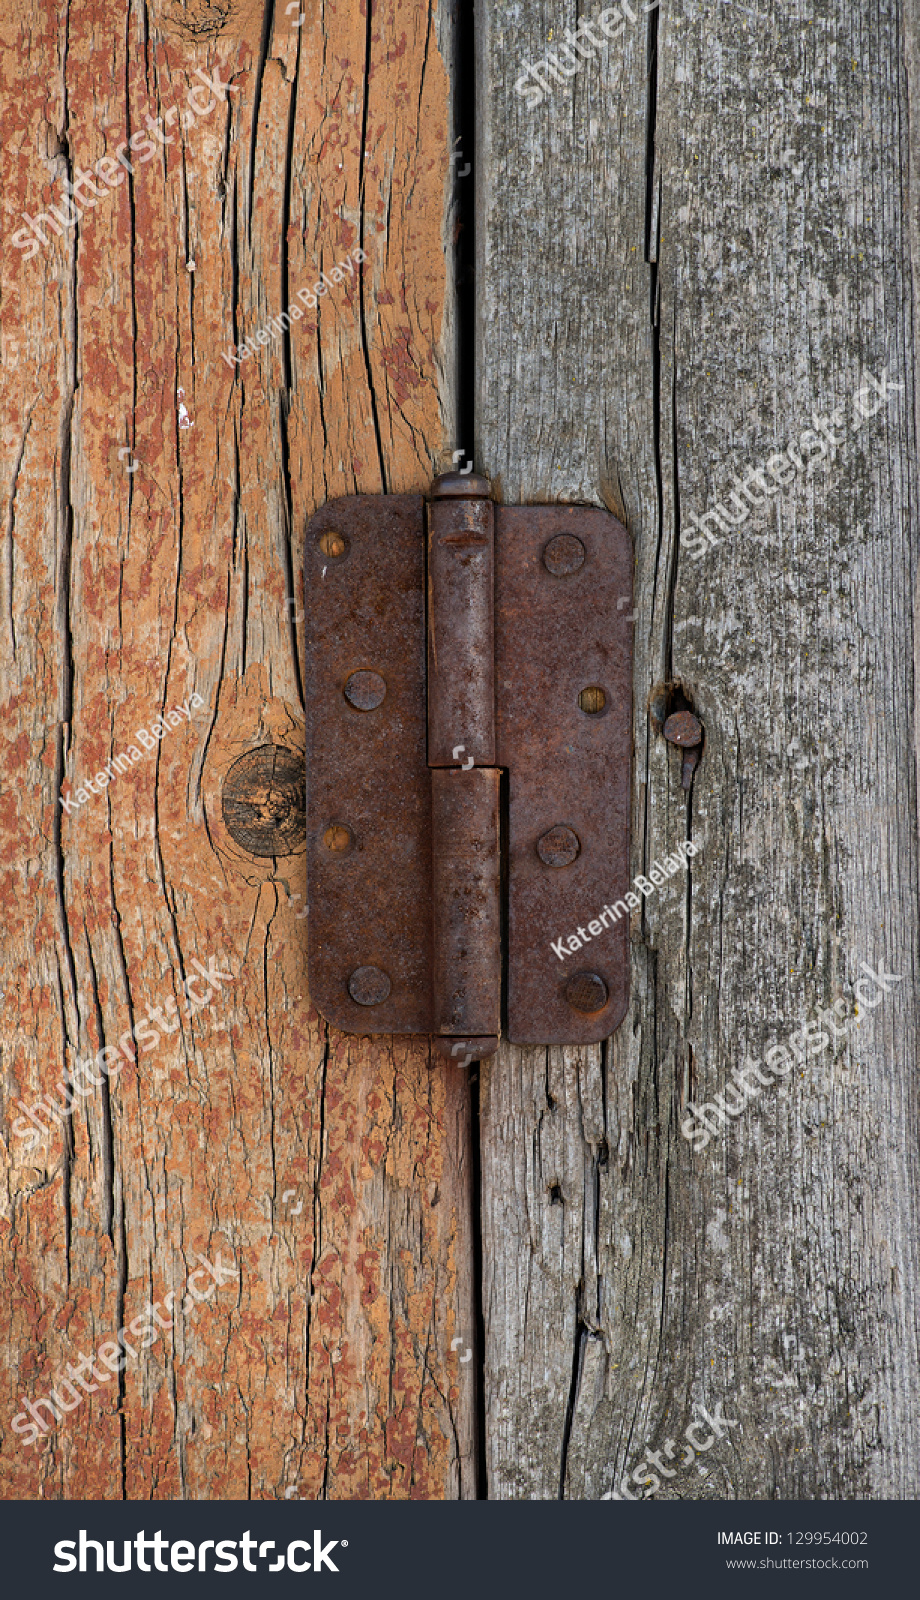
477;0;920;1497
0;0;476;1499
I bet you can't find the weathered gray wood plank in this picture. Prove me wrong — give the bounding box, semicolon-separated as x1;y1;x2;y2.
478;0;920;1499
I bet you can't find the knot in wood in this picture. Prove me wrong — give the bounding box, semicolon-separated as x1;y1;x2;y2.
221;744;306;858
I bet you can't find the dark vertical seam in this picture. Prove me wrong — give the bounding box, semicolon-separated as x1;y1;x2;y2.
51;961;75;1283
53;14;80;1290
454;0;476;466
449;0;485;1501
247;0;277;248
467;1061;488;1498
558;1313;588;1499
84;931;129;1497
310;1028;329;1495
279;18;304;707
192;571;231;812
358;0;387;489
4;409;35;662
240;519;249;678
642;6;665;963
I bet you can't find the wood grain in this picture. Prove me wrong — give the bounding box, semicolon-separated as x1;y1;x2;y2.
0;0;476;1500
477;0;920;1498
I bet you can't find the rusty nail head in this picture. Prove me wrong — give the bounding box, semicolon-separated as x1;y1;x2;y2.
536;825;581;867
323;823;353;853
564;971;609;1014
344;670;386;710
663;710;702;747
348;966;391;1006
542;534;586;577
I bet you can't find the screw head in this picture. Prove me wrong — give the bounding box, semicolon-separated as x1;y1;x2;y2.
318;529;348;558
578;686;607;715
344;670;386;710
323;823;353;853
663;710;702;747
348;966;391;1006
536;825;581;867
543;534;586;576
564;971;609;1014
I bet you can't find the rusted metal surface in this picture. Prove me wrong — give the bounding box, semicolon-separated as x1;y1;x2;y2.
304;494;434;1035
563;970;610;1014
542;533;586;577
431;767;502;1037
429;472;493;498
306;487;633;1049
680;747;701;789
427;475;495;767
344;670;388;711
495;505;633;1044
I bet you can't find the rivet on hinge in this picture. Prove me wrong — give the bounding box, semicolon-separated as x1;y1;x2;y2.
543;534;586;576
348;966;392;1006
564;971;610;1014
536;825;581;867
344;670;386;711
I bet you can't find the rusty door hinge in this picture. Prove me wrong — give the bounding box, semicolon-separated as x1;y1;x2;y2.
304;473;633;1057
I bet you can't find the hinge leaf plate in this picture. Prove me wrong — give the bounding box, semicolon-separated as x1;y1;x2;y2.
495;505;632;1044
304;495;433;1034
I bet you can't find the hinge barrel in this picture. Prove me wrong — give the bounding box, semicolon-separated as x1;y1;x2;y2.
426;474;495;767
427;473;501;1044
431;767;501;1037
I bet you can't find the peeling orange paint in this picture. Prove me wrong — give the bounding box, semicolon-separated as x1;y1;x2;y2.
0;0;474;1503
